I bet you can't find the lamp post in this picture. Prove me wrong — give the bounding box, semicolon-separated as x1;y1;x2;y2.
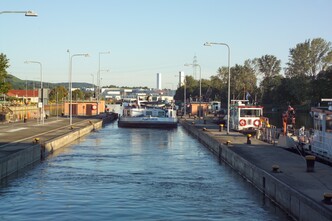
184;75;187;116
69;53;89;125
204;42;231;134
91;74;95;98
0;10;38;16
97;51;110;115
25;60;43;124
185;63;202;117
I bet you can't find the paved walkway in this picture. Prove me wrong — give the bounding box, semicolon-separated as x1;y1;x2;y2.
0;116;103;160
182;117;332;218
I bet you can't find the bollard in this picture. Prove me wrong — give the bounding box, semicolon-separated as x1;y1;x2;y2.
272;165;280;173
219;124;224;132
202;127;207;131
305;155;316;172
225;140;231;146
323;193;332;204
33;138;40;144
247;134;252;144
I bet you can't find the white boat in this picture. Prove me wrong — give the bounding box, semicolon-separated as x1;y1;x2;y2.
308;99;332;159
277;99;332;159
229;100;264;132
118;107;178;128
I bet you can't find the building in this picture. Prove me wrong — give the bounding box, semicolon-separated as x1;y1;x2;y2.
63;101;105;116
6;89;39;104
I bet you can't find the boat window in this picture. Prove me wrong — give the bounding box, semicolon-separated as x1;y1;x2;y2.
327;115;332;131
314;117;322;131
158;111;165;117
240;109;261;117
146;111;153;116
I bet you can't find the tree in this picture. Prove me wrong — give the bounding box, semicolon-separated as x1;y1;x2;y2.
312;67;332;104
255;55;282;104
0;53;11;95
286;38;332;79
223;63;257;100
72;89;84;101
49;86;68;103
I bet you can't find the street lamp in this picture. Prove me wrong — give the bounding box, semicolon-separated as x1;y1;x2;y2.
185;63;202;117
204;42;231;134
69;53;89;125
25;60;43;124
0;10;38;16
91;74;95;98
97;51;110;114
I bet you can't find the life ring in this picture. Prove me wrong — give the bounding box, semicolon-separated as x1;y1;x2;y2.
239;119;246;126
253;119;260;127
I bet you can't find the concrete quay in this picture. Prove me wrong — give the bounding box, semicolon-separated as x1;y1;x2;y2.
180;117;332;221
0;113;117;181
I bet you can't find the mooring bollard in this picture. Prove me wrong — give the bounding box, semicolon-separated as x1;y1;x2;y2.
305;155;316;172
247;134;252;144
33;138;40;144
323;193;332;204
219;124;224;132
272;165;280;173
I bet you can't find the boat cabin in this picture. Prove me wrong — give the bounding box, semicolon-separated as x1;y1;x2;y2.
229;100;263;132
122;107;176;119
311;100;332;158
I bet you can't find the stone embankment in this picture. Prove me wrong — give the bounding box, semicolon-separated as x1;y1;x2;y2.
0;113;118;181
179;117;332;221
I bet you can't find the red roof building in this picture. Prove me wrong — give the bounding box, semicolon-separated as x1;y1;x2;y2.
7;89;39;103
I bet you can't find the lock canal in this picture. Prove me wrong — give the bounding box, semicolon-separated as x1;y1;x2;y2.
0;122;293;220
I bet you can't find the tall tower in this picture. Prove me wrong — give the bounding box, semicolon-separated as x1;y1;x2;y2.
179;71;185;88
157;73;162;90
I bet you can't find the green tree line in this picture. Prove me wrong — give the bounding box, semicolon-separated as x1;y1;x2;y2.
174;37;332;109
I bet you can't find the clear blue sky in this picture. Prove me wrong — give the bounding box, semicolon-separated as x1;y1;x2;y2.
1;0;331;89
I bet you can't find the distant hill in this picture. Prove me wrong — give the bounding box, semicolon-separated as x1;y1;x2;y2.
7;74;94;90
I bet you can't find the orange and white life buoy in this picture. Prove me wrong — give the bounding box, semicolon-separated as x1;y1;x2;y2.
92;105;97;110
239;119;246;126
253;119;260;127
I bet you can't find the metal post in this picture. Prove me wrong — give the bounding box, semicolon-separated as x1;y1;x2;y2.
204;42;231;134
69;53;89;125
25;61;43;124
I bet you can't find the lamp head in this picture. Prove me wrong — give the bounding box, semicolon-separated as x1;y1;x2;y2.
25;11;38;17
204;42;212;46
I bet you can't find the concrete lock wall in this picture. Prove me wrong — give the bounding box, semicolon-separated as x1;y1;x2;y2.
0;120;104;181
180;121;332;221
43;120;103;156
0;144;40;180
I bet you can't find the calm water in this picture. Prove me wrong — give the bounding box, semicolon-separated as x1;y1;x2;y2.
0;123;292;221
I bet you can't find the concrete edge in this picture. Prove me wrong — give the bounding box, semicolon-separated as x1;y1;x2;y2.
0;114;118;181
42;120;103;157
0;144;40;180
180;120;332;221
